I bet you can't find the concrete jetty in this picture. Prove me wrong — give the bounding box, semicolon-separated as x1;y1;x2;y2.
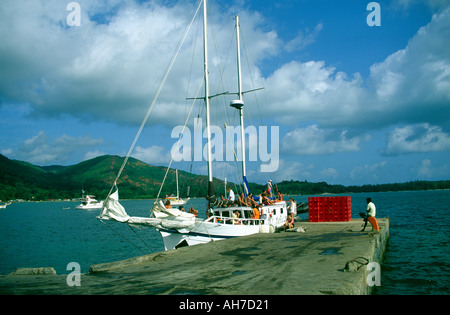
0;218;389;295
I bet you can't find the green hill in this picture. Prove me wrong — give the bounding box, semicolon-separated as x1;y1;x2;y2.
1;154;449;201
0;154;225;201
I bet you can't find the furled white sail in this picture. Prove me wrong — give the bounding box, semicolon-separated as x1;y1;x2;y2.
99;188;196;230
99;189;130;222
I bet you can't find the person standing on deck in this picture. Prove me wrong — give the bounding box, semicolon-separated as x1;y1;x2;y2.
267;180;273;197
288;198;297;216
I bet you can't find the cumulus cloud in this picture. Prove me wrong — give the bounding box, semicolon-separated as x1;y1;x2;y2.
0;0;279;127
83;150;107;161
366;8;450;126
417;158;450;179
285;23;323;52
263;7;450;130
384;123;450;155
281;125;370;155
264;61;367;127
2;1;449;132
131;145;171;165
319;167;338;180
270;159;315;182
2;0;450;177
350;161;388;182
10;131;104;165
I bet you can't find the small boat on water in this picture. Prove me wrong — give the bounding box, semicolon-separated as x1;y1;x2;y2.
162;169;190;207
76;194;103;210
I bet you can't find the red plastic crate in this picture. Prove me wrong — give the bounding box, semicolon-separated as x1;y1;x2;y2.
308;196;352;222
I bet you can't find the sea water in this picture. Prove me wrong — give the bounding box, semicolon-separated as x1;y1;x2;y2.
0;190;449;294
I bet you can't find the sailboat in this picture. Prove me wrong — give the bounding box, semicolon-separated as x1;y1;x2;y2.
161;169;190;207
99;0;288;251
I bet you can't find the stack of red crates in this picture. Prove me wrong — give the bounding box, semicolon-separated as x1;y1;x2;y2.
308;196;352;222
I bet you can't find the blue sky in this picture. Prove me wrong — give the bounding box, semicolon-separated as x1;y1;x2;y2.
1;0;449;186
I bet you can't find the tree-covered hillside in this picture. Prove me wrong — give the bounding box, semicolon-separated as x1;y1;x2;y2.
1;154;449;201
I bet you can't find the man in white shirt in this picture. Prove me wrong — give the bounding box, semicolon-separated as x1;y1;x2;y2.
360;198;379;232
227;187;235;202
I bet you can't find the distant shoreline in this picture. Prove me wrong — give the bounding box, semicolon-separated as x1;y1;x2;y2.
5;188;449;204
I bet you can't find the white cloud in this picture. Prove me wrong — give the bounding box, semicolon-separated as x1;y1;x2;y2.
417;158;450;179
285;23;323;52
263;60;367;127
281;125;370;155
1;148;13;156
0;0;280;127
2;1;449;134
83;150;107;161
384;123;450;155
350;161;388;182
131;145;171;165
10;131;104;165
270;159;315;183
319;168;338;180
366;8;450;125
263;8;450;131
418;159;433;178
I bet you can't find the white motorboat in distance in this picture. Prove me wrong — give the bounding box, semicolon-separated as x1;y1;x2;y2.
76;194;103;210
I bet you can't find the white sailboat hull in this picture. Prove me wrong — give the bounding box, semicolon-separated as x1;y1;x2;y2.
162;198;190;206
158;203;287;250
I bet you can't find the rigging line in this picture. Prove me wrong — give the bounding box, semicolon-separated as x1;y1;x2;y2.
127;223;152;253
240;27;265;127
155;71;206;201
103;0;203;204
240;28;275;184
185;13;202;117
100;220;148;256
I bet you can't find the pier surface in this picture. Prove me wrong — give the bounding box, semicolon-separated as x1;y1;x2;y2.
0;219;389;295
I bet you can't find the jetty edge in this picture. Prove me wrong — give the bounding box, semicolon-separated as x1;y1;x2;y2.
0;218;389;295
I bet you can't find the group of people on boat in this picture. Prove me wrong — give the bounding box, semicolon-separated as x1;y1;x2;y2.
164;180;300;229
216;185;299;228
221;186;285;208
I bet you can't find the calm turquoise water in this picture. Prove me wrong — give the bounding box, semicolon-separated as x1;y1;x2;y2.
0;190;449;294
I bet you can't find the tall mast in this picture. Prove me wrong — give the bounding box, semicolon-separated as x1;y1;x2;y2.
230;15;248;194
236;16;243;102
204;0;216;202
176;169;179;199
203;0;213;182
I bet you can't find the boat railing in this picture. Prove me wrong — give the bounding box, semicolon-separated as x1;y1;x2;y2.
205;216;265;226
